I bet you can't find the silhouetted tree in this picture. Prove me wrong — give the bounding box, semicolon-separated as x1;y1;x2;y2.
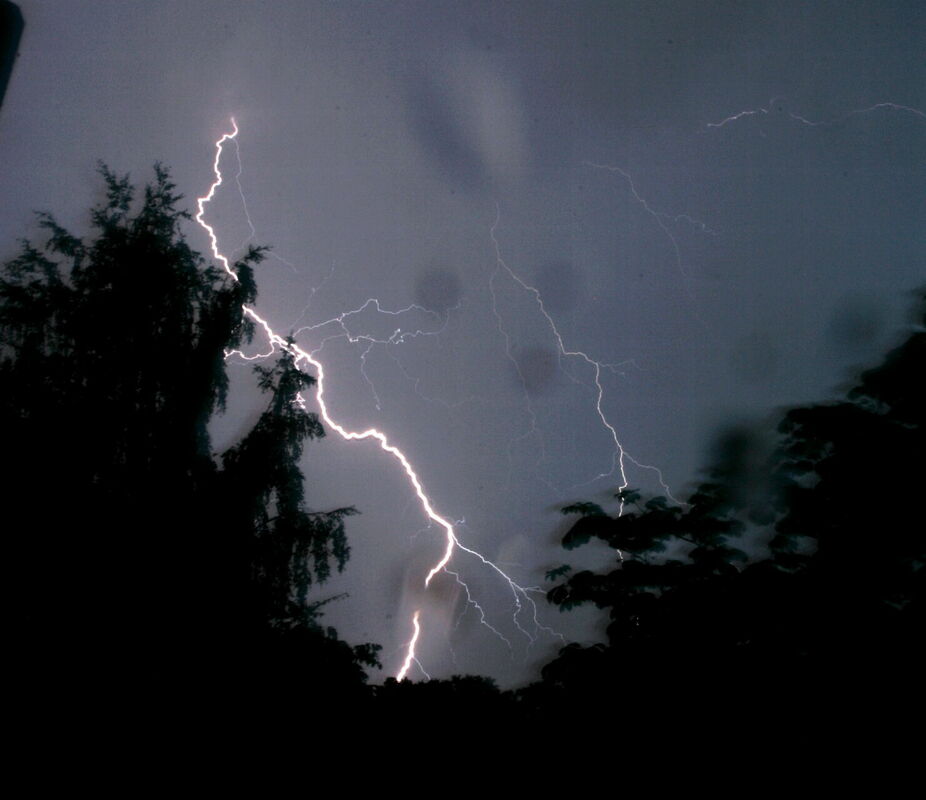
533;291;925;745
0;164;375;718
221;345;354;627
372;675;518;732
216;342;381;701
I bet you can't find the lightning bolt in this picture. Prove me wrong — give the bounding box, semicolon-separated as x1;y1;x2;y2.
209;96;922;677
705;97;781;129
488;202;685;513
397;611;427;681
790;102;926;127
196;118;561;681
706;99;926;130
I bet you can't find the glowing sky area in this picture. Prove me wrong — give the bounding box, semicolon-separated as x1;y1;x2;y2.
1;1;923;687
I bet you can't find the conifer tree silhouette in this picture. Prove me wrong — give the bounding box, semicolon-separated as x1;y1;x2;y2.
0;165;377;715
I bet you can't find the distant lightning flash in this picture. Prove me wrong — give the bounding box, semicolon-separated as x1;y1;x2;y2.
705;97;781;129
489;203;684;513
706;98;926;130
196;118;557;681
790;102;926;127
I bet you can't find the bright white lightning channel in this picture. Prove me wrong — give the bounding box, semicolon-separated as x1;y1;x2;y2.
195;119;557;681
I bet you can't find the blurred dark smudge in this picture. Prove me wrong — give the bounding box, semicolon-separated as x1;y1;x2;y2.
514;345;557;396
413;267;462;317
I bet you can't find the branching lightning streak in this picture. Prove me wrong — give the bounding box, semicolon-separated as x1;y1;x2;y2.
289;260;337;328
293;298;444;346
790;102;926;126
228;135;300;275
288;298;451;412
229;137;257;256
487;250;543;490
580;163;691;278
197;119;559;682
384;346;487;412
706;97;780;129
579;160;719;363
488;204;682;513
397;611;428;681
706;99;926;130
448;569;513;650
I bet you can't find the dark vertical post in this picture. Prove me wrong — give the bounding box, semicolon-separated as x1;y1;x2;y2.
0;1;24;113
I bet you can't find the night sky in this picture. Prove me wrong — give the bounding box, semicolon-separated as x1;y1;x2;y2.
1;1;923;686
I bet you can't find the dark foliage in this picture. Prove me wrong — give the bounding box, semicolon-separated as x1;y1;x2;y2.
220;344;356;627
1;165;377;727
529;291;925;749
8;164;921;748
374;674;514;720
376;298;923;749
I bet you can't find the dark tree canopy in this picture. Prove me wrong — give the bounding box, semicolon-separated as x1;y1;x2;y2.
5;162;921;748
1;165;377;724
531;291;925;747
220;343;357;627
